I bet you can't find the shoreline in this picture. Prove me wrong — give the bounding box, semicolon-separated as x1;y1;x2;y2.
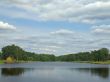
0;60;110;64
73;60;110;64
0;60;4;64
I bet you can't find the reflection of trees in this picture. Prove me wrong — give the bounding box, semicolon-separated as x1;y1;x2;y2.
1;68;25;76
76;68;109;78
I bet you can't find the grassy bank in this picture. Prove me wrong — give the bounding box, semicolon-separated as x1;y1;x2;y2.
0;60;4;64
1;60;110;64
74;60;110;64
89;61;110;64
0;60;33;64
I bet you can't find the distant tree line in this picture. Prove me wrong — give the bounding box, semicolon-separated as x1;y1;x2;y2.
1;45;55;61
57;48;110;61
0;44;110;61
0;52;2;60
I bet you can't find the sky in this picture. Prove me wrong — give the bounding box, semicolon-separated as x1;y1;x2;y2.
0;0;110;55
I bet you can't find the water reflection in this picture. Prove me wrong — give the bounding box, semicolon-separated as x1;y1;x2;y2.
1;68;25;76
0;62;110;82
76;68;109;78
0;67;109;78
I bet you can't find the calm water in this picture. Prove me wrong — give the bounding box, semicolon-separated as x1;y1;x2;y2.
0;62;110;82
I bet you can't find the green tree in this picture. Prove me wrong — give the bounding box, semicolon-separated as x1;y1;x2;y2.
2;44;24;60
0;52;2;59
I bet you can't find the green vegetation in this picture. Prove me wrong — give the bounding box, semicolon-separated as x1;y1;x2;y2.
72;61;110;64
1;44;56;63
6;57;16;64
57;48;110;62
0;44;110;64
0;52;4;64
0;60;4;64
89;61;110;64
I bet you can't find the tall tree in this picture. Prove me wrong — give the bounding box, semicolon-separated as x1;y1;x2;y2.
2;44;24;60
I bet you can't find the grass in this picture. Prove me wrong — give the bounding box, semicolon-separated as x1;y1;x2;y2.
0;60;4;64
73;60;110;64
1;59;110;64
89;60;110;64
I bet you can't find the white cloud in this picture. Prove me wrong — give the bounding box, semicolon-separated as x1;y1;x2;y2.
1;0;110;23
51;29;74;35
92;25;110;35
0;21;16;31
1;27;110;55
1;0;110;55
3;29;95;55
0;21;110;55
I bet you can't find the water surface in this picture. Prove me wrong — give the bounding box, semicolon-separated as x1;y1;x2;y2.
0;62;110;82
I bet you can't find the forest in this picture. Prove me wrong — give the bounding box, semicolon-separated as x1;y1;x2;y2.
0;44;110;62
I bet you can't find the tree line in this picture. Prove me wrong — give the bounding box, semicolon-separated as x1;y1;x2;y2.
57;48;110;61
0;44;110;61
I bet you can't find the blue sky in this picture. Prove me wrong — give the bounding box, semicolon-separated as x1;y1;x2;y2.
0;0;110;55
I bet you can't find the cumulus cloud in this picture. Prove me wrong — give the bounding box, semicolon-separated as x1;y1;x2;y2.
0;0;110;23
1;0;110;55
50;29;74;35
0;21;16;31
2;29;96;55
0;27;110;55
92;25;110;35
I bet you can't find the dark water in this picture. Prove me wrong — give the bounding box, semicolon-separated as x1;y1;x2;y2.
0;62;110;82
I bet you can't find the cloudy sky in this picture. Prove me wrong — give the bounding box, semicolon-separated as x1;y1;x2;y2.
0;0;110;55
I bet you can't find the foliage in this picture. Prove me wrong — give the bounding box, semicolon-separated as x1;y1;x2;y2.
0;52;2;60
6;56;15;63
2;44;24;60
1;44;56;61
0;44;110;62
57;48;110;61
0;60;4;64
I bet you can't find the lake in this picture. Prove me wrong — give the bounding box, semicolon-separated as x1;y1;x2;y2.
0;62;110;82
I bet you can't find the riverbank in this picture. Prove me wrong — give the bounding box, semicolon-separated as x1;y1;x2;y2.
1;60;110;64
0;60;33;64
90;61;110;64
0;60;4;64
74;60;110;64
